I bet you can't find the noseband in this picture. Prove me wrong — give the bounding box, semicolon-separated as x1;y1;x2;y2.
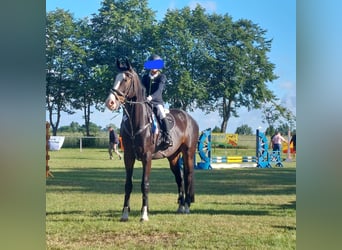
110;88;126;104
110;72;136;105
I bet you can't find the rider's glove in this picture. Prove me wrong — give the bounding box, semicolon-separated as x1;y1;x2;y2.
147;95;152;101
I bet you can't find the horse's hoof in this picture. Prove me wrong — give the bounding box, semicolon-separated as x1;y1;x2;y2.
140;217;149;222
120;207;129;221
177;205;185;214
184;204;190;214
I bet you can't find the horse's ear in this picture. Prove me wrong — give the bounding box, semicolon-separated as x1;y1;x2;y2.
125;57;132;71
116;58;124;71
117;58;132;71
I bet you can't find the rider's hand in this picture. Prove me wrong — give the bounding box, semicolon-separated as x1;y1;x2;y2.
147;95;152;101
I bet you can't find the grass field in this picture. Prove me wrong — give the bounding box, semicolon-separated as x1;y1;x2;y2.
46;148;296;249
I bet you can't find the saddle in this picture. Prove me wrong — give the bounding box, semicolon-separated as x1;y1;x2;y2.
151;112;175;151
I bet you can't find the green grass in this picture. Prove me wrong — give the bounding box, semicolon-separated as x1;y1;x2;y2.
46;148;296;249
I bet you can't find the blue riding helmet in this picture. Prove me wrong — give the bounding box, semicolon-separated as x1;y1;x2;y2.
144;54;164;69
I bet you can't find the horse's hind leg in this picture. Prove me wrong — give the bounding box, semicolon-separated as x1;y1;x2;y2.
169;154;186;213
182;149;196;214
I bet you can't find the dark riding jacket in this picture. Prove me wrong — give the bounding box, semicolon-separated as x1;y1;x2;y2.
141;72;167;105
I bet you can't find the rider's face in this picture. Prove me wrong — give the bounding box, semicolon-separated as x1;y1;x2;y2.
150;69;158;75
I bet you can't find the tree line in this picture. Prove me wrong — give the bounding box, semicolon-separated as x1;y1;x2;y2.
46;0;294;136
56;121;294;137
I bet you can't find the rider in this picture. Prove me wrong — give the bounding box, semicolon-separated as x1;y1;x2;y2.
141;54;173;148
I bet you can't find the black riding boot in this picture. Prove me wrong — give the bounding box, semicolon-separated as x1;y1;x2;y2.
161;117;173;147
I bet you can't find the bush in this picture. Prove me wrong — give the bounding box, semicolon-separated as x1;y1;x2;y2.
62;136;108;149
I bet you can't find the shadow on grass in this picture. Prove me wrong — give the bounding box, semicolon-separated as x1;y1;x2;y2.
46;209;122;222
46;167;295;196
272;225;296;231
46;207;271;222
279;200;296;210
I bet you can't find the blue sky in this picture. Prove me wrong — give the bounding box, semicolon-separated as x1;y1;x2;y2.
46;0;296;133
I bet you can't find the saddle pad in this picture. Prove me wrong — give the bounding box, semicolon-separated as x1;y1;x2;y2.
165;112;175;130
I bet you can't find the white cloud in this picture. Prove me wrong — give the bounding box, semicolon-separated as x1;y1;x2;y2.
188;0;217;12
278;80;296;114
168;0;177;10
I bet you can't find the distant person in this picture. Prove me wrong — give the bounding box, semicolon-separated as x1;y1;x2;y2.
108;126;122;160
290;133;296;156
272;131;288;153
270;133;276;150
290;133;296;151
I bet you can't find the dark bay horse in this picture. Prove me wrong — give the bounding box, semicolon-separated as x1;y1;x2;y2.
105;59;199;221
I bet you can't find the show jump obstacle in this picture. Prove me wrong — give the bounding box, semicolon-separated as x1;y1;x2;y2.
195;129;283;170
46;122;53;177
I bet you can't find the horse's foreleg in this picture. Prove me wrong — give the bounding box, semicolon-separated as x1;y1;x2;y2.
121;178;132;221
121;160;134;222
140;153;152;222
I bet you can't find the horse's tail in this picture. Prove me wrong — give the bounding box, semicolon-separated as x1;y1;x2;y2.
187;111;198;204
190;170;195;203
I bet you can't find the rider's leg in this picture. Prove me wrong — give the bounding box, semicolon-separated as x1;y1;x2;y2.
156;105;173;147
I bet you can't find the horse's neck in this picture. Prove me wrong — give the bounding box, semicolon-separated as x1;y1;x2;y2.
128;86;149;131
134;104;146;127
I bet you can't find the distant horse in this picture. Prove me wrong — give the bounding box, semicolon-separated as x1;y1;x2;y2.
105;59;199;221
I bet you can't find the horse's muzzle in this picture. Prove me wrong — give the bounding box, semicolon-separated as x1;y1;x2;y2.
105;94;119;111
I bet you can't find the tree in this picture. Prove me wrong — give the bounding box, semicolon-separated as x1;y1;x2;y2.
46;1;157;136
69;121;82;132
58;122;81;133
102;123;119;132
265;126;276;137
90;0;157;74
284;109;296;132
81;122;102;136
158;8;278;132
159;6;209;111
275;123;290;136
277;109;296;136
235;124;253;135
261;101;286;135
46;4;280;136
68;18;105;136
261;101;296;136
85;0;158;136
202;17;278;132
46;9;77;135
211;126;221;133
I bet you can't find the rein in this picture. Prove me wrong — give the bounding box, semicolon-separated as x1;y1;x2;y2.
121;102;151;139
111;72;153;141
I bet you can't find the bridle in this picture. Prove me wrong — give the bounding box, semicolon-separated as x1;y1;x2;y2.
110;70;153;142
110;71;135;105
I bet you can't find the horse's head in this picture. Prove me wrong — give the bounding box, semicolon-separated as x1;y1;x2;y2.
105;58;140;111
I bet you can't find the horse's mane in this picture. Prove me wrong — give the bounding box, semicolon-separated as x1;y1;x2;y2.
129;68;146;102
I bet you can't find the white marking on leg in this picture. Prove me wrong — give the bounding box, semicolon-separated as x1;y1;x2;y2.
140;206;149;221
